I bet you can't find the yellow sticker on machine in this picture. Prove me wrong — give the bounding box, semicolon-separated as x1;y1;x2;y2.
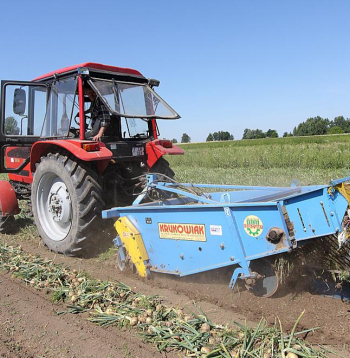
121;231;131;238
159;223;206;241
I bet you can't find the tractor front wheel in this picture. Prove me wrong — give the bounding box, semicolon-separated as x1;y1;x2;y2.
31;153;104;256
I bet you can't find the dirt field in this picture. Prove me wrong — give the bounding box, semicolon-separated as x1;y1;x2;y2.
1;228;350;358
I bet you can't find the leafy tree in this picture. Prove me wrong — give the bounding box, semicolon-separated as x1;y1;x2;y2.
172;138;178;143
206;133;214;141
181;133;191;143
211;131;234;141
266;129;278;138
294;116;329;136
331;116;350;133
254;129;266;139
5;116;20;135
242;128;253;139
283;132;293;137
327;126;344;134
242;128;266;139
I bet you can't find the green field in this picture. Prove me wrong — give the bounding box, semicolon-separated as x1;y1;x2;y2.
167;134;350;187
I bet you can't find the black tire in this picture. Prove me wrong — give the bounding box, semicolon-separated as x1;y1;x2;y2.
147;158;177;201
0;215;15;234
31;153;104;256
150;157;175;179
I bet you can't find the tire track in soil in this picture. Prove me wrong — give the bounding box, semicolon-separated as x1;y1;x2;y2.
0;273;174;358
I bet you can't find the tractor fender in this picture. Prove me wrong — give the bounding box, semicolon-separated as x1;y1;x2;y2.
30;140;113;174
0;180;20;216
146;140;184;168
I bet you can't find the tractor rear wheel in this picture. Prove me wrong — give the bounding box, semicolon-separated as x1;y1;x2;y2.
31;153;104;256
150;157;175;179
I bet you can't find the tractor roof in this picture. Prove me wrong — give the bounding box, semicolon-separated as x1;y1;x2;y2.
33;62;145;82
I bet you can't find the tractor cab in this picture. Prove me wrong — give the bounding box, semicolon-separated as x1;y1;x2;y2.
0;63;181;174
0;64;183;237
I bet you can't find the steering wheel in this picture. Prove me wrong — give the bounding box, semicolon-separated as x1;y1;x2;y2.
74;113;91;126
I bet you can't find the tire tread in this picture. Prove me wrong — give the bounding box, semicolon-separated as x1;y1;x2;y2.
31;153;105;256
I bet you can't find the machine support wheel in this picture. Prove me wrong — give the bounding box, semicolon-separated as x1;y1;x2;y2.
0;215;15;234
116;248;136;274
31;153;104;256
246;258;280;297
116;247;127;271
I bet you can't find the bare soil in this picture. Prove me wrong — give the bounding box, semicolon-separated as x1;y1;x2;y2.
1;225;350;358
0;273;172;358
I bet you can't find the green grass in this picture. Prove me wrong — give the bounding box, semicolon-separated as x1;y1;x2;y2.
96;247;117;262
169;134;350;186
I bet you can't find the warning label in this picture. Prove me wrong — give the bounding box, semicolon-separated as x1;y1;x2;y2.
158;223;206;241
210;225;222;236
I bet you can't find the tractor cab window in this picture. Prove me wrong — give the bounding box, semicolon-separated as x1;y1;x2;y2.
2;78;78;139
89;78;179;119
2;84;47;136
88;78;179;139
41;78;78;138
122;117;149;139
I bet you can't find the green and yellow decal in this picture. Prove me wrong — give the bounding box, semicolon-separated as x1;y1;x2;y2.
243;215;264;237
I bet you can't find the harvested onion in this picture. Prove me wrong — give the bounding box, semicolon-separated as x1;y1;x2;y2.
201;347;211;354
129;317;138;326
200;322;210;333
286;353;299;358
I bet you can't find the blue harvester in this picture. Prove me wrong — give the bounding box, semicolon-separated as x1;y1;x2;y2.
102;175;350;297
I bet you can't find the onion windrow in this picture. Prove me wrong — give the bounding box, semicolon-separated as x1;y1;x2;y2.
0;243;334;357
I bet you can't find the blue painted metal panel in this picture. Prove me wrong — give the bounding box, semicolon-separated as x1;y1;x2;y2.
229;205;290;260
125;206;241;276
283;188;347;242
104;202;291;277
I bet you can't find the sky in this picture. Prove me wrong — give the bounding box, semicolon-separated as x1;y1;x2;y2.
1;0;350;142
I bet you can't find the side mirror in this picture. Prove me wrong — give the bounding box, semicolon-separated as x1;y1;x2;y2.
13;88;26;115
148;78;160;88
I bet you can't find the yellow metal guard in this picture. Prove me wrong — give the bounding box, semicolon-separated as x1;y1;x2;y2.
114;217;149;277
330;183;350;240
335;183;350;205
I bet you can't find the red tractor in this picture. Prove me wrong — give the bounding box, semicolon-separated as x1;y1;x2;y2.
0;63;183;255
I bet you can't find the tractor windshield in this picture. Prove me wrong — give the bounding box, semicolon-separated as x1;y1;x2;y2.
88;79;180;120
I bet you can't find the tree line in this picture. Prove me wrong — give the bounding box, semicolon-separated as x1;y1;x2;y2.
242;128;278;139
291;116;350;136
206;131;234;141
175;131;235;143
174;115;350;143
